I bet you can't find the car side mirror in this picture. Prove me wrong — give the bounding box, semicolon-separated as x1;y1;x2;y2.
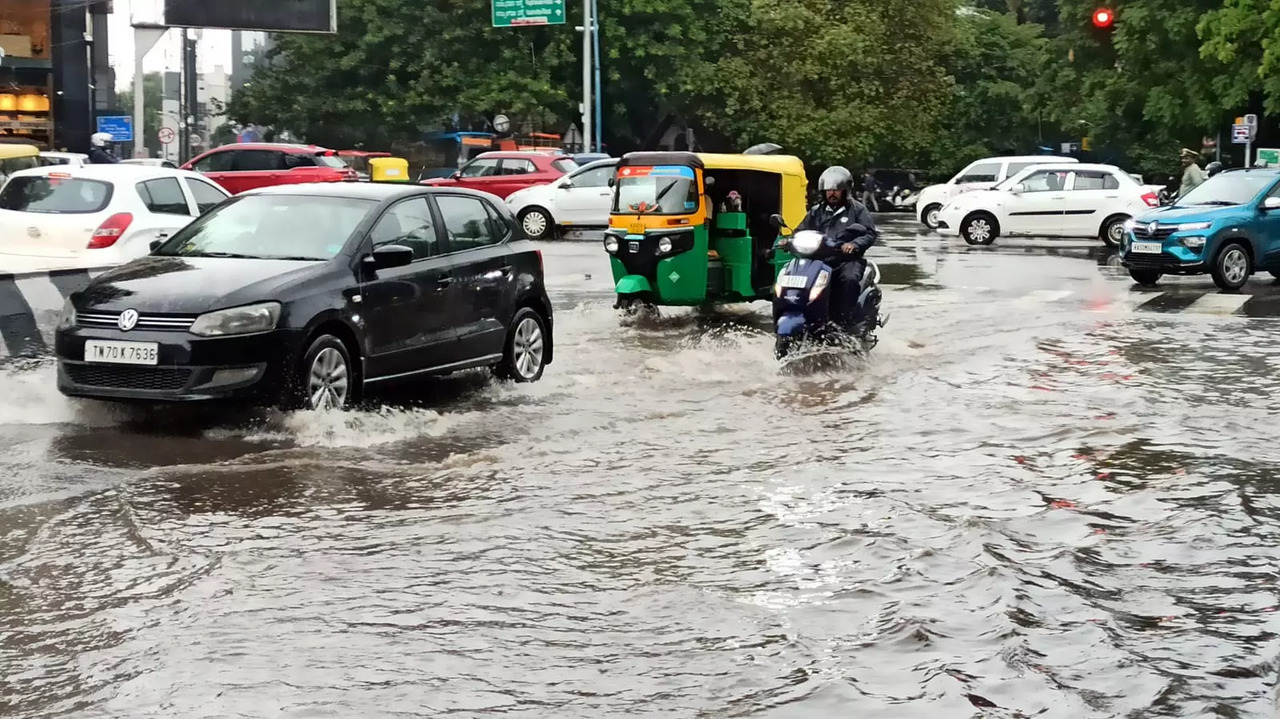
607;177;615;188
1263;197;1280;211
149;239;163;252
1009;184;1024;195
365;244;414;269
450;171;462;180
561;179;574;189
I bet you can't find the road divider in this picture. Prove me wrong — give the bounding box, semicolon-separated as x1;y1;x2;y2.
0;267;109;359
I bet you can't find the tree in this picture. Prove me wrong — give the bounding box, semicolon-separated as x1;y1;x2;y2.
115;72;164;156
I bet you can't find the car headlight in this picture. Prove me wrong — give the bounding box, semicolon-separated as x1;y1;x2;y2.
189;301;281;337
657;237;673;254
1177;222;1212;231
604;236;619;253
57;298;75;330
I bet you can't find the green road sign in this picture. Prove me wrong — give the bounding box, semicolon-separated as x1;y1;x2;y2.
492;0;566;27
1256;148;1280;167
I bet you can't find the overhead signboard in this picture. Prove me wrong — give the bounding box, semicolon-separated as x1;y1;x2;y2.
164;0;337;33
492;0;566;27
95;115;133;142
1232;123;1252;144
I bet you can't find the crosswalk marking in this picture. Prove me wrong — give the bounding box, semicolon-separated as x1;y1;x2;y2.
887;284;1280;319
1184;292;1253;315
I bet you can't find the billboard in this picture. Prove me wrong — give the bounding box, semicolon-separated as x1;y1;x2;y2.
163;0;336;33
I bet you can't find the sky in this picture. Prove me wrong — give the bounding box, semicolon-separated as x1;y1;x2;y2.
106;0;263;91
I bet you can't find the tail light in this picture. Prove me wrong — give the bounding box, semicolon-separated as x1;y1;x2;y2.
1141;192;1158;207
536;249;543;275
87;213;133;249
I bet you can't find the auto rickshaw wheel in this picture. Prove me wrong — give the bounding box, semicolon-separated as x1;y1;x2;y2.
616;296;658;318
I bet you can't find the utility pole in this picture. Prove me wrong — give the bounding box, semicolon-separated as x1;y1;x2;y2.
580;0;592;153
178;28;189;162
183;31;199;162
592;0;602;152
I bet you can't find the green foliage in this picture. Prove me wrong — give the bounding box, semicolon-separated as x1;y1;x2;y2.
227;0;1272;178
116;72;164;155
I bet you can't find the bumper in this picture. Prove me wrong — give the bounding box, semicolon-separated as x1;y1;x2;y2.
1120;234;1207;274
55;326;305;403
934;210;961;235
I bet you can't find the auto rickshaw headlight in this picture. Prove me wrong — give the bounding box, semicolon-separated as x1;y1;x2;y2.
657;237;673;254
604;236;619;253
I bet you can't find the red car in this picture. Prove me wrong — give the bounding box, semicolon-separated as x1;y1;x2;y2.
182;143;358;195
421;151;578;199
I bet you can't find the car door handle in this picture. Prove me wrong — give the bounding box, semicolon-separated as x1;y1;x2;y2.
436;276;453;286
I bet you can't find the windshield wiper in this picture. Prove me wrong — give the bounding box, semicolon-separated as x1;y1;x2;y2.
265;255;324;261
1190;200;1237;206
186;251;261;259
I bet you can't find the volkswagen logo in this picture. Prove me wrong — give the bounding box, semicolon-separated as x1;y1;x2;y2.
117;309;139;332
1147;222;1158;235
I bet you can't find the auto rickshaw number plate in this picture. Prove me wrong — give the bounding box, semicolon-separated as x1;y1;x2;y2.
629;241;639;253
628;222;645;234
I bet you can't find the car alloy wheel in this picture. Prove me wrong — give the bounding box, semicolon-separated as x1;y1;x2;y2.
513;316;544;379
520;208;552;240
963;215;995;245
923;204;941;229
308;346;350;410
1220;246;1249;287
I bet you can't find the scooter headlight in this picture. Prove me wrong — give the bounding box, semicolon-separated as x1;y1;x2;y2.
604;236;619;253
810;270;830;302
789;230;823;258
657;237;673;254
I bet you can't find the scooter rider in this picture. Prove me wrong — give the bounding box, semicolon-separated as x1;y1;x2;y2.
795;165;878;325
88;132;120;164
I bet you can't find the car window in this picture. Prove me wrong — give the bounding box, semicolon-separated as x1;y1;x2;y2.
436;195;502;251
571;164;614;187
0;176;113;213
552;158;578;173
136;177;191;215
956;162;1001;184
315;154;347;169
500;159;537;175
191;150;234;173
153;195;376;260
483;200;512;240
1071;171;1120;191
284;153;317;168
232;150;284;171
186;177;229;214
1016;170;1070;192
370;198;439;260
460;158;500;178
1004;162;1039;179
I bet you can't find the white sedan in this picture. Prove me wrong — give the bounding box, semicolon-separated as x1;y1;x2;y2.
936;163;1159;246
506;158;616;239
0;164;231;271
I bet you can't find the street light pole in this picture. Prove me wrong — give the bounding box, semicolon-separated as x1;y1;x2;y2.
581;0;592;153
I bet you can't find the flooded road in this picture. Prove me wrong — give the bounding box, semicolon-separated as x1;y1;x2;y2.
2;218;1278;717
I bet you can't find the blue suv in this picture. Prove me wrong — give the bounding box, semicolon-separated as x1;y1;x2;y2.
1120;168;1280;290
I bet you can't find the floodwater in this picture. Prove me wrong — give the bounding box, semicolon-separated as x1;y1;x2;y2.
1;219;1277;717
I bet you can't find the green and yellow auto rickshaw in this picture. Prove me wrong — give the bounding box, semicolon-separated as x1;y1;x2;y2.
603;151;808;311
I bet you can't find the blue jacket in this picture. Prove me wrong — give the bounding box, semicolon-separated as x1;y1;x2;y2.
796;198;878;256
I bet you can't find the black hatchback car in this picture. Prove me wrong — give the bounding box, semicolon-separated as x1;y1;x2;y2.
54;183;554;410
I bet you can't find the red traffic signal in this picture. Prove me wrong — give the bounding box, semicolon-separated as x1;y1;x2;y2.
1092;8;1114;28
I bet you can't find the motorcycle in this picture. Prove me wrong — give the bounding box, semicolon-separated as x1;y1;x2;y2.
767;214;885;360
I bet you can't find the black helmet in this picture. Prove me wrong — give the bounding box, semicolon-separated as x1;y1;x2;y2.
818;166;853;193
1206;161;1224;177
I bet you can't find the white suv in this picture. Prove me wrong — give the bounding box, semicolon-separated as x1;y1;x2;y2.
916;155;1079;230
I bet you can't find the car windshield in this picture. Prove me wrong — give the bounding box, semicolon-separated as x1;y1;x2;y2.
613;165;699;215
552;158;579;173
0;175;113;213
153;194;376;260
1178;173;1278;206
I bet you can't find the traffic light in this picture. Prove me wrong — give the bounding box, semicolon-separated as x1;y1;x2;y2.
1092;8;1115;28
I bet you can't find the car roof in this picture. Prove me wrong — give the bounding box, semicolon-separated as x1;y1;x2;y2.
574;158;618;170
986;155;1080;162
243;182;502;202
1013;162;1123;173
1222;167;1280;176
476;151;562;160
203;143;334;154
40;151;87;158
7;163;212;182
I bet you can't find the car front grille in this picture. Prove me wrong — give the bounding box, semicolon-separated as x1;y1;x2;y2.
64;364;192;391
77;311;196;332
1131;225;1176;240
1124;251;1187;270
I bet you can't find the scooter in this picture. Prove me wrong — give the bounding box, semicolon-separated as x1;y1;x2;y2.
767;214;885;360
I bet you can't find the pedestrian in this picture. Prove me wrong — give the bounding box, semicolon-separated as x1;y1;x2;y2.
1178;148;1205;199
861;170;880;212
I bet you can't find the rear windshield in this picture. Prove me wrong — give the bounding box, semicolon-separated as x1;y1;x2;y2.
315;154;347;169
552;158;578;173
0;176;113;214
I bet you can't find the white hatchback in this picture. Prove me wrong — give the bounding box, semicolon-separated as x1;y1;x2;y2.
0;164;231;270
916;155;1079;230
936;163;1160;246
505;158;616;239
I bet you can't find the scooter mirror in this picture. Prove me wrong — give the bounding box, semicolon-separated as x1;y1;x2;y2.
769;213;786;228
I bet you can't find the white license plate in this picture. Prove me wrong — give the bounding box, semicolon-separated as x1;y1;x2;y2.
778;274;809;289
84;340;159;365
1131;241;1163;254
